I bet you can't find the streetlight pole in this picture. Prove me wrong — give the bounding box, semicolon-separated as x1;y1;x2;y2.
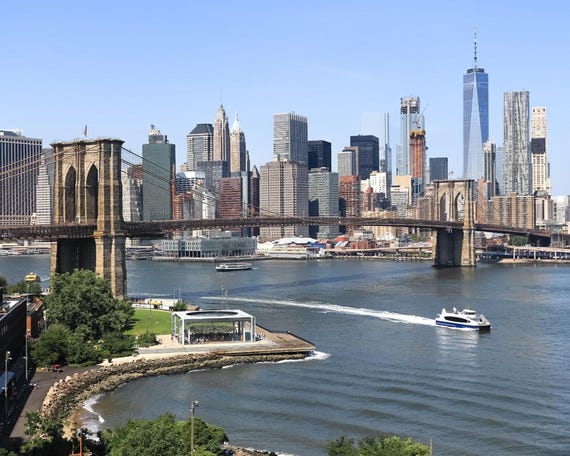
190;400;199;454
4;351;11;423
25;273;36;384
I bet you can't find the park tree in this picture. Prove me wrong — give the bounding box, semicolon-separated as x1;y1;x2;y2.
31;323;71;367
45;269;133;340
101;413;227;456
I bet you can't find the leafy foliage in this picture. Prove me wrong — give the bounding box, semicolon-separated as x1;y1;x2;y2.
327;435;430;456
45;269;133;340
508;235;528;246
100;413;227;456
31;323;71;367
137;331;158;347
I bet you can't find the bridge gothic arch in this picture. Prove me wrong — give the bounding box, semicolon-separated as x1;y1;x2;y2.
431;180;476;267
64;166;77;223
50;139;126;297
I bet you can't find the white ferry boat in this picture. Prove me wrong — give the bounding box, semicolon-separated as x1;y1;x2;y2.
215;262;253;272
435;307;491;331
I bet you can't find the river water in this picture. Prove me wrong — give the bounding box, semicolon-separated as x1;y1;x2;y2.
1;256;569;455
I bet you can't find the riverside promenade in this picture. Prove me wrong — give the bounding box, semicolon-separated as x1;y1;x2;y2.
7;327;315;446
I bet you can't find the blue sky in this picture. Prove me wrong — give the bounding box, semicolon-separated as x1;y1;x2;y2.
3;1;569;194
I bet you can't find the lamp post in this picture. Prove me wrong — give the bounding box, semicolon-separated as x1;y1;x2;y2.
4;351;11;423
190;400;199;454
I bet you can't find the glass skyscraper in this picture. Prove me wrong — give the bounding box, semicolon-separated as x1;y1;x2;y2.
463;32;489;180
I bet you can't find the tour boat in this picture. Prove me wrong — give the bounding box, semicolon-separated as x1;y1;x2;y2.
215;262;253;272
435;307;491;330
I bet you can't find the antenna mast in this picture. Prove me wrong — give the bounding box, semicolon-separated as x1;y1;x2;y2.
473;27;477;68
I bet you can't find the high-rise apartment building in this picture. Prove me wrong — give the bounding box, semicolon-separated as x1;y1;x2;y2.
35;149;53;225
308;140;332;171
230;114;248;175
463;31;489;180
410;129;426;182
503;91;530;195
483;140;497;198
308;168;339;239
213;104;230;167
273;112;308;165
0;130;42;226
350;135;379;180
337;146;358;177
186;123;213;172
339;175;361;218
142;125;176;221
531;106;550;196
259;159;309;240
396;96;420;176
380;113;392;175
218;177;243;219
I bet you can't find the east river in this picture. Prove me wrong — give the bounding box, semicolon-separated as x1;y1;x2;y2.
1;255;569;455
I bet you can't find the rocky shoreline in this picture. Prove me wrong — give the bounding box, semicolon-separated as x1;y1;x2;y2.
40;351;308;452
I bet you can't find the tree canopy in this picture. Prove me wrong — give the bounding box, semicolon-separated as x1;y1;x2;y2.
45;269;133;340
327;435;431;456
101;413;227;456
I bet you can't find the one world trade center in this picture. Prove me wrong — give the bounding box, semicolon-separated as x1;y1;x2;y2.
463;30;489;180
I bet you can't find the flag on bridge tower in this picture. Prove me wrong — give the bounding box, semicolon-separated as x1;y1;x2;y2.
83;125;87;137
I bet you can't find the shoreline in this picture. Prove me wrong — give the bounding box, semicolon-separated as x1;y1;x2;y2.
45;351;310;439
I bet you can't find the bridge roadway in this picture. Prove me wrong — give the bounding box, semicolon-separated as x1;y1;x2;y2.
0;217;553;241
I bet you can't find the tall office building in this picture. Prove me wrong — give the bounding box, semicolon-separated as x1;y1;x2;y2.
337;146;358;177
503;91;530;195
308;140;332;171
483;140;497;198
186;123;213;172
0;130;42;226
429;157;448;182
463;30;489;180
259;159;309;240
213;104;230;167
35;149;53;225
308;168;339;239
350;135;379;180
531;106;550;196
142;125;176;221
230;114;248;175
380;113;392;173
273;112;308;165
396;96;420;176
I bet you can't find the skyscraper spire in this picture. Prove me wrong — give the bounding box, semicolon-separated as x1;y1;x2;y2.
473;27;477;68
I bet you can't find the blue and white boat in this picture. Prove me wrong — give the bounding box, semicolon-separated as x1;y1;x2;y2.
435;307;491;331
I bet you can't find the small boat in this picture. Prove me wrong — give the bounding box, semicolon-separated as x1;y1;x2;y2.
215;262;253;272
435;307;491;331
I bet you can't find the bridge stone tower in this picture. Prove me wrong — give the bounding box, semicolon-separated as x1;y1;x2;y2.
50;138;126;297
431;179;476;267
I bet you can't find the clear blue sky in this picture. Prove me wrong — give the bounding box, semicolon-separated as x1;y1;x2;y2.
3;0;569;194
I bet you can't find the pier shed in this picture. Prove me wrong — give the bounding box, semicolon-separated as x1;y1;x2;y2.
171;309;256;346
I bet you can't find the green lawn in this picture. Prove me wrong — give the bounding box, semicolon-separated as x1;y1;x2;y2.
127;307;172;336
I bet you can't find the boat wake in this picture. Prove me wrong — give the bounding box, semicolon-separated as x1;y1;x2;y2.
202;296;434;326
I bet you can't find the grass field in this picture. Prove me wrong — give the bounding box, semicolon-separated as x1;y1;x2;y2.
127;307;172;336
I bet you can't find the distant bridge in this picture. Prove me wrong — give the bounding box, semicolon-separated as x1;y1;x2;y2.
0;137;559;297
0;217;552;242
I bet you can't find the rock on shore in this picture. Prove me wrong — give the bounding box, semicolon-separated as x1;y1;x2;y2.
40;351;308;450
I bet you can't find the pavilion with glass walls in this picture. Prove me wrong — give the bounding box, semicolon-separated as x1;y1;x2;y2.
171;309;256;346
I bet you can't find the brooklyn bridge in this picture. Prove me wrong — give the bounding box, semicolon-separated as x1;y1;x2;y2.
0;138;554;297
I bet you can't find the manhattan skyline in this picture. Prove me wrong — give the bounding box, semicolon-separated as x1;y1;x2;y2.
2;1;569;194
